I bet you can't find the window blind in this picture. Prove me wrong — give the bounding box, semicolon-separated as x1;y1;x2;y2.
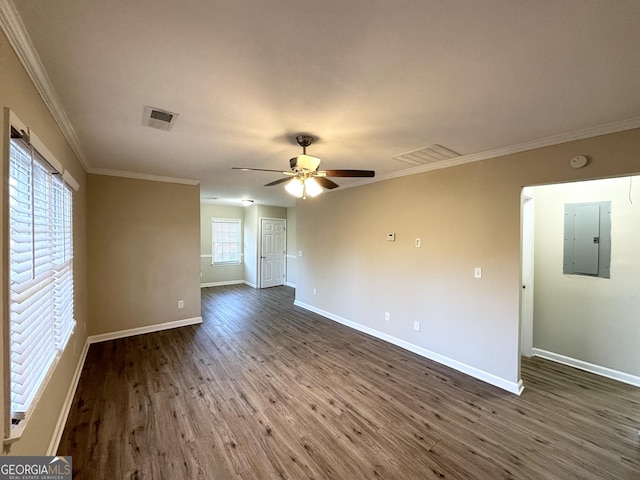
212;218;241;264
8;135;75;419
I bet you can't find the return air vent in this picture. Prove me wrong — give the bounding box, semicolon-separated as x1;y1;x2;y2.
393;144;460;166
141;106;179;131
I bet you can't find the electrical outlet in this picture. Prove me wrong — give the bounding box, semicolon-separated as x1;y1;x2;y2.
298;250;303;257
385;312;391;321
413;321;420;331
313;288;317;296
177;300;184;309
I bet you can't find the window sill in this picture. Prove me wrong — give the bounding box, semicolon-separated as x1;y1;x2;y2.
4;421;25;445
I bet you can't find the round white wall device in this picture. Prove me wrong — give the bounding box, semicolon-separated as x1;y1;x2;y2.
570;155;588;168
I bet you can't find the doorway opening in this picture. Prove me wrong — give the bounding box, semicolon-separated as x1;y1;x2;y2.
520;175;640;387
259;217;286;288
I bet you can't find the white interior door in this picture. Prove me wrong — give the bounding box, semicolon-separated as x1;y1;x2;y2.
260;218;286;288
520;189;535;357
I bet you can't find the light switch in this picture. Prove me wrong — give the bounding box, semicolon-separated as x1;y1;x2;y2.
387;233;396;242
474;267;482;279
415;238;421;248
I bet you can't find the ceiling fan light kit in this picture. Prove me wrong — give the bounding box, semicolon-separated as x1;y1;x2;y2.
285;178;304;197
233;134;375;200
285;177;322;199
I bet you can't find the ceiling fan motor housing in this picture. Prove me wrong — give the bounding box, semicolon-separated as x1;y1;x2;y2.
290;154;321;172
296;135;314;148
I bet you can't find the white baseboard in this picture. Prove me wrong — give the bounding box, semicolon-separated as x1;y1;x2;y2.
47;315;204;454
244;281;258;289
285;281;296;288
294;301;523;395
532;348;640;388
200;280;244;288
88;316;203;344
47;338;90;455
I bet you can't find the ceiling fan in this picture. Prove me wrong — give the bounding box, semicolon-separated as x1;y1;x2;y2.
233;135;375;199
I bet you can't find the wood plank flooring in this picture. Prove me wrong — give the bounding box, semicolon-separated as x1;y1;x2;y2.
58;284;640;479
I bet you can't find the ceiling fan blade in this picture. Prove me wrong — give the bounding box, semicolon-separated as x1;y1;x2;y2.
264;177;292;187
232;167;288;173
314;177;339;189
320;169;375;178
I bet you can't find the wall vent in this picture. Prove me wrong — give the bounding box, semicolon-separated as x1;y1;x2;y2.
141;106;179;131
393;144;460;166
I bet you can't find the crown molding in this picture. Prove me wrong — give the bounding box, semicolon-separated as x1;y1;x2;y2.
89;168;200;186
0;0;89;172
377;116;640;183
3;0;639;189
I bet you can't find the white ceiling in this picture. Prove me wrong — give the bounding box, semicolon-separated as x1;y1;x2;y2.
8;0;640;207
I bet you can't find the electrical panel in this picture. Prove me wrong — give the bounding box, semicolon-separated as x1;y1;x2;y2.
563;201;611;278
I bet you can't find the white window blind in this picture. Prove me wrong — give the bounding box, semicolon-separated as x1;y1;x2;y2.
212;218;241;264
8;134;75;420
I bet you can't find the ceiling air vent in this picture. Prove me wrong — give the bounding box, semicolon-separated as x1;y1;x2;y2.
393;144;460;166
141;106;179;131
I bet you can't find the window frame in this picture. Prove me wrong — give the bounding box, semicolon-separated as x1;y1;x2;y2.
3;110;79;442
211;218;242;266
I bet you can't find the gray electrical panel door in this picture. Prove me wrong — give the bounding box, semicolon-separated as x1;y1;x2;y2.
563;201;611;278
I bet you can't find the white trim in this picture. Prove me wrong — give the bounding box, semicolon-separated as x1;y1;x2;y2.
244;281;258;289
532;348;640;388
295;301;523;395
200;254;213;258
285;254;297;259
46;315;204;454
258;217;287;289
285;281;296;288
8;110;81;193
0;0;89;172
201;280;244;288
89;168;199;185
88;316;203;344
212;217;242;265
62;170;80;192
46;338;90;455
383;116;640;181
4;0;640;189
8;108;27;134
334;116;640;192
28;128;63;173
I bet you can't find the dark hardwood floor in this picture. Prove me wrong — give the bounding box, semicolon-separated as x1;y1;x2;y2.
58;284;640;479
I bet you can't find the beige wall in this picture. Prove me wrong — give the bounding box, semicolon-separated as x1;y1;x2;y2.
257;205;287;220
531;176;640;377
242;205;287;287
1;30;88;454
296;129;640;390
87;175;200;335
243;204;258;287
286;207;297;287
200;204;245;285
